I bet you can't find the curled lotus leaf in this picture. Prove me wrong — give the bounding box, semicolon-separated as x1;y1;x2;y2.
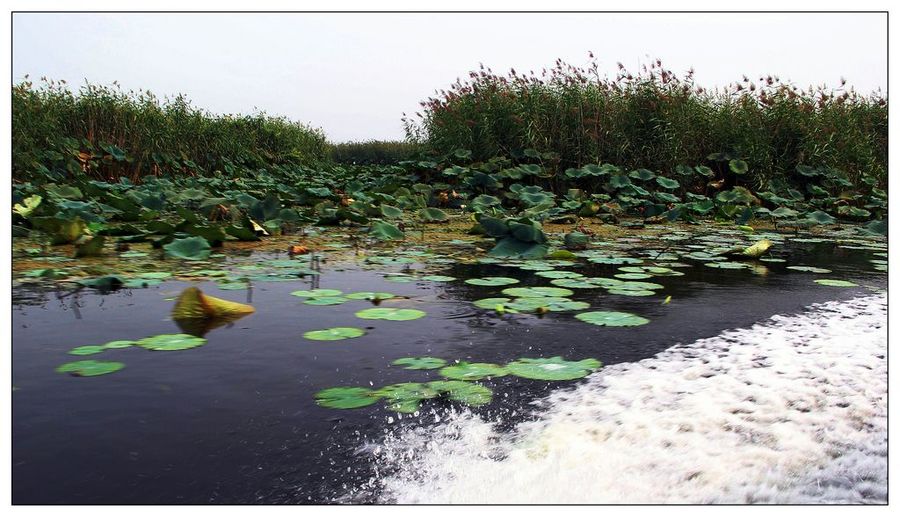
172;287;255;320
505;357;602;381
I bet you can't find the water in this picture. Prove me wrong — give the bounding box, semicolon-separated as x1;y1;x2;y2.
11;232;887;503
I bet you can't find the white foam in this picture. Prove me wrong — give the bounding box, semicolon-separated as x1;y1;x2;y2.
357;295;887;504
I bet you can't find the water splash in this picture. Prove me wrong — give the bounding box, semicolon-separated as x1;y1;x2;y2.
357;295;887;503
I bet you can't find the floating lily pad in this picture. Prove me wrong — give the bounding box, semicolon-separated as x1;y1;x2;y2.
56;360;125;377
303;296;347;306
575;311;649;327
345;291;395;301
314;387;382;409
473;297;512;309
68;345;107;356
426;381;492;406
422;275;456;282
587;256;643;265
102;340;136;349
137;333;207;351
613;273;654;280
391;357;447;370
607;288;655;296
814;279;858;287
534;270;584;279
303;327;366;341
376;383;440;413
505;357;601;381
290;289;343;298
439;362;508;381
786;266;832;273
355;308;426;321
501;286;574;298
549;278;601;289
464;277;520;286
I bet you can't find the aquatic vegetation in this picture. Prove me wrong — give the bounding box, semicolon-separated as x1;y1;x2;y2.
438;362;508;381
314;387;382;409
501;287;574;298
344;291;395;301
355;308;426;321
303;327;366;341
505;357;601;381
575;311;650;327
814;279;859;287
391;357;448;370
172;287;255;320
464;277;519;286
136;333;207;351
56;359;125;377
164;237;212;260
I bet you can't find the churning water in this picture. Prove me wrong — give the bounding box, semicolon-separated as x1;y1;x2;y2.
362;294;887;504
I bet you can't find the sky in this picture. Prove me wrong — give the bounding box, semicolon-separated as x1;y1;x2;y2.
12;12;888;143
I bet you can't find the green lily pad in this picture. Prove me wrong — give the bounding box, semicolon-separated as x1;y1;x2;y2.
56;360;125;377
391;357;448;370
501;286;574;298
102;340;136;349
290;289;343;298
422;275;456;282
303;327;366;341
607;288;655;296
376;383;441;413
587;256;643;265
613;273;654;280
163;236;212;260
534;270;584;279
814;279;858;287
464;277;520;286
355;308;426;321
345;291;395;301
68;345;107;356
439;362;508;381
548;278;601;289
303;296;347;306
473;297;512;309
575;311;649;327
505;357;602;381
314;387;382;409
426;381;493;406
137;333;207;351
786;266;832;273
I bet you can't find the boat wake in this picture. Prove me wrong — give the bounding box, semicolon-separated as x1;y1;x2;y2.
352;294;887;504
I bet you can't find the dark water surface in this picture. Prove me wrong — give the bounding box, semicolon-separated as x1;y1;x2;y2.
12;237;886;503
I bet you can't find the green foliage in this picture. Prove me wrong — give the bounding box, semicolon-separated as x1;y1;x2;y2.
329;140;422;165
407;57;886;189
13;78;328;182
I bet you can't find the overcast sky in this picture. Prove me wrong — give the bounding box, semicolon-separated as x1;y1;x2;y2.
12;12;887;142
